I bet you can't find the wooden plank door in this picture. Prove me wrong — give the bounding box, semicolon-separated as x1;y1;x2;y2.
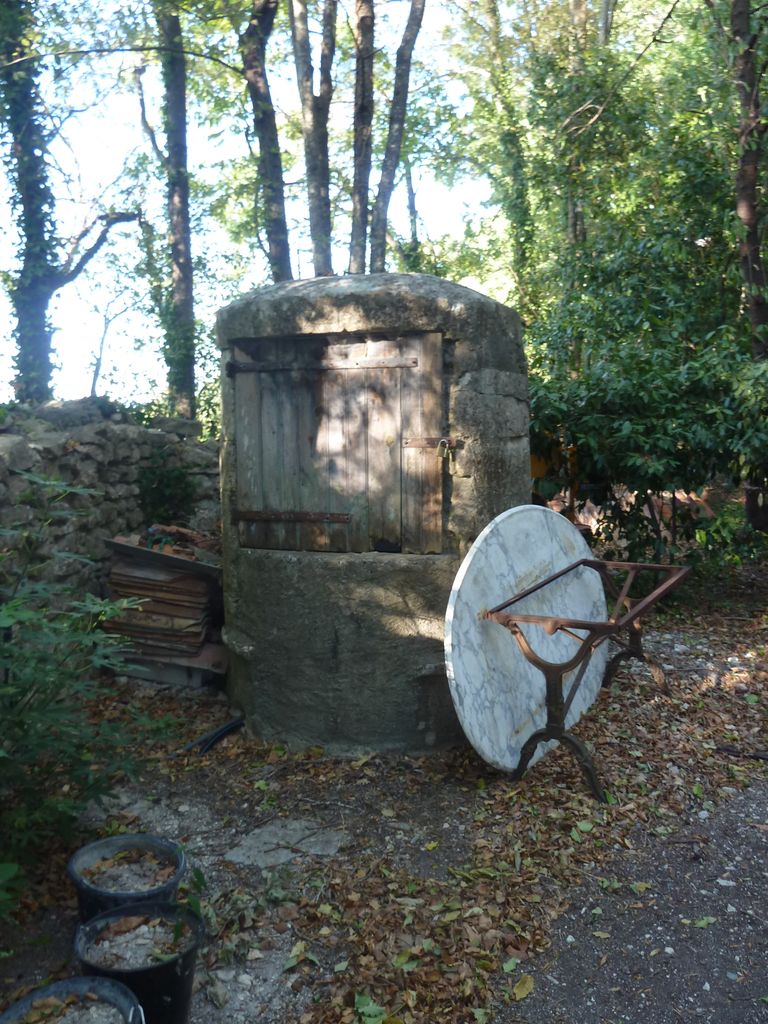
232;332;443;553
233;338;340;550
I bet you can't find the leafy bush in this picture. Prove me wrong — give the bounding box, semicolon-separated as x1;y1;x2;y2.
122;396;172;427
693;501;768;566
0;474;141;895
0;587;136;857
528;332;768;560
0;863;20;921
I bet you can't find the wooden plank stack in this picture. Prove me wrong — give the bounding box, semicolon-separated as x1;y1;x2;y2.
107;533;225;680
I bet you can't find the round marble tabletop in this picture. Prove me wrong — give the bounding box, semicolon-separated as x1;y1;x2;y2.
444;505;609;772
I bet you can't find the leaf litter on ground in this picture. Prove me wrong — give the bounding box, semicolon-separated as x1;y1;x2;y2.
2;564;767;1023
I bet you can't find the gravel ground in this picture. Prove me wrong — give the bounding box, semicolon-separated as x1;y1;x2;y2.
498;780;768;1024
3;763;766;1023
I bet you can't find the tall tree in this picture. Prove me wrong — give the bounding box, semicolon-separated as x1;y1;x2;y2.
216;0;428;279
348;0;375;274
469;0;533;297
239;0;293;282
0;0;135;403
598;0;618;45
137;5;197;418
727;0;768;360
289;0;337;277
709;0;768;528
157;7;196;417
369;0;426;272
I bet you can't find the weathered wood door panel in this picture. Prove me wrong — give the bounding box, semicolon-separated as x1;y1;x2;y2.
232;332;442;553
402;333;442;553
326;366;367;552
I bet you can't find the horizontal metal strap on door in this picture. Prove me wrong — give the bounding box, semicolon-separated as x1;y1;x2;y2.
402;437;459;449
234;509;352;524
227;357;417;376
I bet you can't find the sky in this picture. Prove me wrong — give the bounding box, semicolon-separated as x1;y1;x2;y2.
0;5;491;408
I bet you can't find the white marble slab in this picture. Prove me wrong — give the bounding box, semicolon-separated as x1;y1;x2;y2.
444;505;608;772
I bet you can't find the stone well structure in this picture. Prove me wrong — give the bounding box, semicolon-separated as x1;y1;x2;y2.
217;273;529;754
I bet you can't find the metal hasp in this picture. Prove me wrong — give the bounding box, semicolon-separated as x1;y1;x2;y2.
482;559;691;802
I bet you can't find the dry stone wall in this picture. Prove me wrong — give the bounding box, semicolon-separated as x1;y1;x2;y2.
0;400;220;594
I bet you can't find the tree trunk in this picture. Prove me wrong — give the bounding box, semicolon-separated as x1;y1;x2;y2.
289;0;336;277
730;0;768;530
731;0;768;361
565;0;588;252
241;0;293;282
403;157;420;259
348;0;374;274
569;0;588;54
598;0;617;45
745;484;768;531
0;0;57;403
157;9;196;417
12;280;55;405
566;184;586;247
479;0;533;295
369;0;425;273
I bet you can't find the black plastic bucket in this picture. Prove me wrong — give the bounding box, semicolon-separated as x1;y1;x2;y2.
0;975;145;1024
67;834;186;923
74;901;204;1024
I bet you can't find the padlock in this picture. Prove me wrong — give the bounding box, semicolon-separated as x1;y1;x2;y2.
436;438;450;461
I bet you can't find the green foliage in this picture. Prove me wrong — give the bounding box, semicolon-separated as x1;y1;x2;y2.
729;359;768;481
693;501;768;566
137;447;196;525
177;863;208;923
195;376;221;441
0;863;20;921
0;475;140;885
528;332;768;558
192;327;222;441
0;587;133;852
434;0;768;558
123;396;170;428
354;993;390;1023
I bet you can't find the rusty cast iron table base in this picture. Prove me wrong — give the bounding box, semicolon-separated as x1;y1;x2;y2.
483;559;690;801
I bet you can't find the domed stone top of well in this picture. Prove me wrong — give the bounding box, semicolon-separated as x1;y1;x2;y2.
217;272;525;378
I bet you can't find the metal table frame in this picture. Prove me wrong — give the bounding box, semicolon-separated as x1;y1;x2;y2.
483;559;691;801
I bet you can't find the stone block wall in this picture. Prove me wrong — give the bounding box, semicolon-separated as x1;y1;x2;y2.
0;400;220;595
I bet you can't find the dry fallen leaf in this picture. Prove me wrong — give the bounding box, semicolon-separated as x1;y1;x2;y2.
512;974;535;1001
99;914;151;940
